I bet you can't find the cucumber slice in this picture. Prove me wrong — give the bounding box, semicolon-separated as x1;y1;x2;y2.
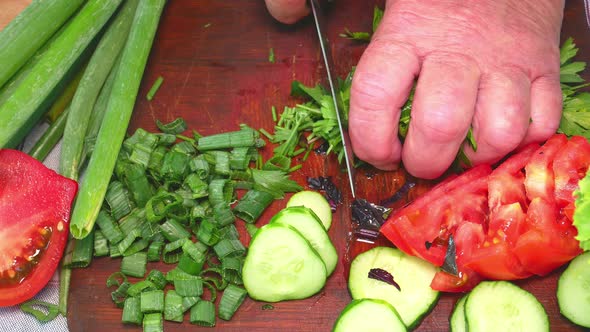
269;206;338;275
557;251;590;328
242;223;327;302
348;246;439;329
465;281;549;332
333;299;407;332
449;295;468;332
287;190;332;230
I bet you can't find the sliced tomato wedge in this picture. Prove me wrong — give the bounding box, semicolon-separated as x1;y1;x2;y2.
513;197;581;276
524;134;567;202
0;149;77;307
553;135;590;208
381;135;588;292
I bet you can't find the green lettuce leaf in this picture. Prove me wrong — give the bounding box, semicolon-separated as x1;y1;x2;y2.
574;169;590;251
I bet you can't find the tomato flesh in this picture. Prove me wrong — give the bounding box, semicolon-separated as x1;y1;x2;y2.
0;149;77;307
380;135;588;292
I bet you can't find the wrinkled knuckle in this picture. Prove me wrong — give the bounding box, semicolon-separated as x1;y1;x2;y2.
484;125;525;154
414;113;467;144
351;74;394;109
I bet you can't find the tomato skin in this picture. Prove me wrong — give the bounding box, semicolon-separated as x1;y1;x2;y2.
430;269;484;293
0;149;77;307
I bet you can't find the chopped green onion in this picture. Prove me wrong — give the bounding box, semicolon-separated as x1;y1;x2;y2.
263;154;291;171
197;126;261;151
161;150;190;181
172;141;197;155
64;231;94;268
202;281;218;302
190;300;216;327
122;297;143;325
163;238;187;264
218;284;248;320
211;151;230;175
182;240;208;262
95;210;124;244
118;208;146;235
213;239;245;260
208;179;234;206
196;218;221;246
146;270;167;290
94;230;110;257
182;296;200;312
107;272;128;288
164;290;183;322
141;290;164;313
147;237;164;262
159;219;191;242
20;300;60;323
123;163;153;208
143;313;163;332
271;106;277;122
229;147;251;170
221;256;243;285
105;181;134;220
145;192;182;223
189;155;210;179
110;243;122;258
213;203;235;227
111;281;131;307
174;278;204;297
233;190;274;223
147;76;164;101
154;117;187;135
184;173;208;198
288;164;303;173
268;47;275;63
117;229;142;255
127;280;157;297
251;169;302;199
259;128;274;140
121;252;147;278
123;239;150;256
177;253;204;275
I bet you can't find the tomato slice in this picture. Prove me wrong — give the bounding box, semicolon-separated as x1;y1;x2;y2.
524;134;567;202
513;197;581;276
430;269;484;293
553;135;590;208
381;134;586;292
0;149;77;307
381;165;491;267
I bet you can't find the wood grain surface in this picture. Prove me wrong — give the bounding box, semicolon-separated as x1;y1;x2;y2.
3;0;590;331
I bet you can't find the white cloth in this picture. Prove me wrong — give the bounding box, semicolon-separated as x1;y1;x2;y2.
0;123;69;332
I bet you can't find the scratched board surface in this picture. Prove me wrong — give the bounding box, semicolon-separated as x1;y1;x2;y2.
58;0;590;331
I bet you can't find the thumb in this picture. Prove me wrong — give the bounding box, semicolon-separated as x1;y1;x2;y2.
265;0;309;24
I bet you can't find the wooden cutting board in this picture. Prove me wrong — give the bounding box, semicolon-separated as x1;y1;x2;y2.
3;0;590;331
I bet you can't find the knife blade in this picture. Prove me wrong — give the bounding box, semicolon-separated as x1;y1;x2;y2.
309;0;357;198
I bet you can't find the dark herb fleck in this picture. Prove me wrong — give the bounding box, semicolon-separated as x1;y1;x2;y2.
351;199;392;229
380;180;416;206
368;268;401;291
441;235;459;276
425;241;432;250
262;304;274;310
306;176;342;210
314;141;330;155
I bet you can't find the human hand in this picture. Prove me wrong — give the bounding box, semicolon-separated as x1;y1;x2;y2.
265;0;565;179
